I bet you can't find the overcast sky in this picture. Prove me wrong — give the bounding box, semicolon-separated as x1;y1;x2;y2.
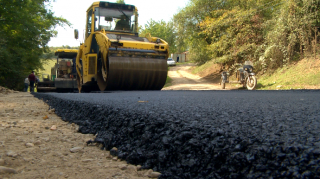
47;0;189;47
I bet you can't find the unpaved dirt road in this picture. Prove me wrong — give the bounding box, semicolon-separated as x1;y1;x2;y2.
162;63;235;90
0;88;156;179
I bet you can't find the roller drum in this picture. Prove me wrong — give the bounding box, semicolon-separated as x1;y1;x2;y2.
102;56;167;90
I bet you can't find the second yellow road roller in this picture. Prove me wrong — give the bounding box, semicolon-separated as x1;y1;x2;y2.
74;1;169;92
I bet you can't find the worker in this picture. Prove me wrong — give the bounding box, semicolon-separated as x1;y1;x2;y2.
24;77;29;92
115;15;130;30
28;71;36;92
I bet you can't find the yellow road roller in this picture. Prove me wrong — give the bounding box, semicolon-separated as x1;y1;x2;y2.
74;1;169;92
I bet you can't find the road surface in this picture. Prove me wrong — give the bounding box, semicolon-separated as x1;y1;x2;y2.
33;90;320;178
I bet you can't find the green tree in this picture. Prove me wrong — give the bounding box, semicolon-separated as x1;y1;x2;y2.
174;0;281;65
257;0;320;72
174;0;320;72
0;0;70;90
140;19;177;54
173;0;226;63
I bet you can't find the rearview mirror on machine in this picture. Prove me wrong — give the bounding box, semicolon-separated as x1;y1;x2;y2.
74;29;79;39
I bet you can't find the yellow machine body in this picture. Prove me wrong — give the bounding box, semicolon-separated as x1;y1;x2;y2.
37;49;78;92
75;1;169;91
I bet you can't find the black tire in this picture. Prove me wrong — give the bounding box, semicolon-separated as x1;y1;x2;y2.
246;76;257;90
96;63;108;91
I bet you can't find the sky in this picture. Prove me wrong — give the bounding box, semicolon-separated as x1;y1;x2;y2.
47;0;189;47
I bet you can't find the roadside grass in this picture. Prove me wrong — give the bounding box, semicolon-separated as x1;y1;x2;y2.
191;60;215;74
256;58;320;90
164;66;173;87
164;76;173;88
187;56;320;90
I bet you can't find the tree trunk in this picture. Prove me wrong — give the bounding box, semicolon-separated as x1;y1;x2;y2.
298;33;304;60
307;26;312;53
300;44;303;60
287;45;292;64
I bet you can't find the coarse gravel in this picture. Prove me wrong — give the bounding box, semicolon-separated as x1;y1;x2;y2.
33;90;320;178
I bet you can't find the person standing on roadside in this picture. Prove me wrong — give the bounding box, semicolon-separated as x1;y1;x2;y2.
24;77;29;92
28;71;36;92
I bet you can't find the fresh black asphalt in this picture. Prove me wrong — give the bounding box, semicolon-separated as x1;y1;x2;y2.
33;90;320;178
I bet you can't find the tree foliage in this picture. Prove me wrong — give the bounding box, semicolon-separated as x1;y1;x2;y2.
258;0;320;72
174;0;320;73
0;0;70;90
140;19;177;54
41;46;79;60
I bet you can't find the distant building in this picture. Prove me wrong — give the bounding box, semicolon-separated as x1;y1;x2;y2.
172;51;189;62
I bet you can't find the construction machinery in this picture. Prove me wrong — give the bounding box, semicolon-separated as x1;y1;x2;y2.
74;1;169;92
37;49;78;92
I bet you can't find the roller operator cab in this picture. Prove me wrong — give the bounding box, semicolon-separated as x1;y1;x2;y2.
74;1;169;92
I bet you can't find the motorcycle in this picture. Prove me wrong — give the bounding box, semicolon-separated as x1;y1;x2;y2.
220;61;257;90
